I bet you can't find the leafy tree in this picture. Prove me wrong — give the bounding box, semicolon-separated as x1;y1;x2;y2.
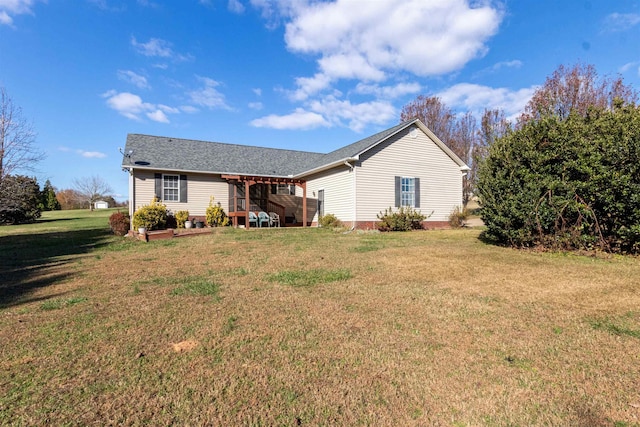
478;102;640;254
0;175;41;224
72;175;113;210
0;87;45;179
56;188;84;210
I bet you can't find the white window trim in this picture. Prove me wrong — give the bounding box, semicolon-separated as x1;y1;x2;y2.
401;176;415;207
163;174;179;202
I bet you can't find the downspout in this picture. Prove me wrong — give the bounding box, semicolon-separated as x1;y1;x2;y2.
344;160;356;230
128;168;135;230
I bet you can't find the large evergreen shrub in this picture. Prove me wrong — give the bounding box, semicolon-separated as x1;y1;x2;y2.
477;102;640;253
0;175;42;224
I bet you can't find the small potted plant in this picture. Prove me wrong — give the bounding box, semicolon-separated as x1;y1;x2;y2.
176;210;189;228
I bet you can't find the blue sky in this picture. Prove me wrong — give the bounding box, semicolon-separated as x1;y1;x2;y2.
1;0;639;201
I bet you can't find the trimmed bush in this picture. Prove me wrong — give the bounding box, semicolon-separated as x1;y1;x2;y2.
108;211;130;236
377;206;427;231
132;198;168;231
205;196;229;227
175;210;189;228
318;213;341;228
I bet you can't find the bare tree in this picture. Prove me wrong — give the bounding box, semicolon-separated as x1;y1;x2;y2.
400;95;456;147
521;63;638;123
451;112;477;206
0;86;45;180
73;175;113;211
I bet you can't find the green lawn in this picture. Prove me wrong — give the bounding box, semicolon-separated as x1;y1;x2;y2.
1;210;639;425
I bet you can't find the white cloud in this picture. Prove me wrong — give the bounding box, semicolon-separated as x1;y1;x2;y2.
252;88;262;96
283;0;502;81
117;70;149;89
146;110;169;123
620;61;640;76
179;105;199;113
474;59;523;77
251;96;396;132
251;108;330;130
437;83;537;121
248;101;263;110
59;146;107;158
77;150;107;158
131;36;173;57
288;73;333;101
0;0;37;26
252;0;503;117
131;36;192;61
354;82;422;99
188;76;230;109
308;96;396;132
228;0;244;14
603;13;640;32
102;90;178;123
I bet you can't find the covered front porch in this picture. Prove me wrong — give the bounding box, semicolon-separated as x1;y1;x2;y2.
222;175;309;229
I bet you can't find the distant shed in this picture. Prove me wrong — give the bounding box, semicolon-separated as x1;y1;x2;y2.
94;200;109;209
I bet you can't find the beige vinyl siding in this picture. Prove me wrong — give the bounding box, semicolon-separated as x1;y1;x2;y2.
305;166;354;224
355;126;463;222
133;170;228;216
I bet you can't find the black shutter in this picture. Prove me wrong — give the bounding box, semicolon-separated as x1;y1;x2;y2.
180;175;187;202
154;173;162;200
414;178;420;208
394;176;401;207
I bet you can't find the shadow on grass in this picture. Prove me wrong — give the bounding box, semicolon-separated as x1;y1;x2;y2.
0;228;113;309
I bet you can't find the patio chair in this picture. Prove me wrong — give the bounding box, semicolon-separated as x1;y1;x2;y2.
258;211;271;227
269;211;281;227
248;211;258;228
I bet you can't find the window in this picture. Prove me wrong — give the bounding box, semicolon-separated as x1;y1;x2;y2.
401;177;415;207
395;176;420;208
163;174;179;202
271;184;295;195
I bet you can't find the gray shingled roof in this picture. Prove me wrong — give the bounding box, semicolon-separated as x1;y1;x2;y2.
122;120;416;177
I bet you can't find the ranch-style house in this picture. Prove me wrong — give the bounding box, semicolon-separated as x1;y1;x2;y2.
121;119;469;229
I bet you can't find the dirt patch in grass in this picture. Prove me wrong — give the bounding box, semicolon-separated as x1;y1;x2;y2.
1;225;640;425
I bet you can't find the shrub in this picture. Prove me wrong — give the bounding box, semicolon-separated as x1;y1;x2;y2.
448;206;469;228
377;206;427;231
318;213;341;228
0;175;42;224
108;211;130;236
132;198;168;230
205;196;229;227
165;214;177;229
477;103;640;253
175;210;189;228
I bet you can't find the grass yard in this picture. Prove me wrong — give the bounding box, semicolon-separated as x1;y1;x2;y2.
1;209;639;426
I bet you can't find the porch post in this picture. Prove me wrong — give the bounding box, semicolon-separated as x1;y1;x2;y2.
245;181;251;229
231;183;238;227
302;182;307;228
